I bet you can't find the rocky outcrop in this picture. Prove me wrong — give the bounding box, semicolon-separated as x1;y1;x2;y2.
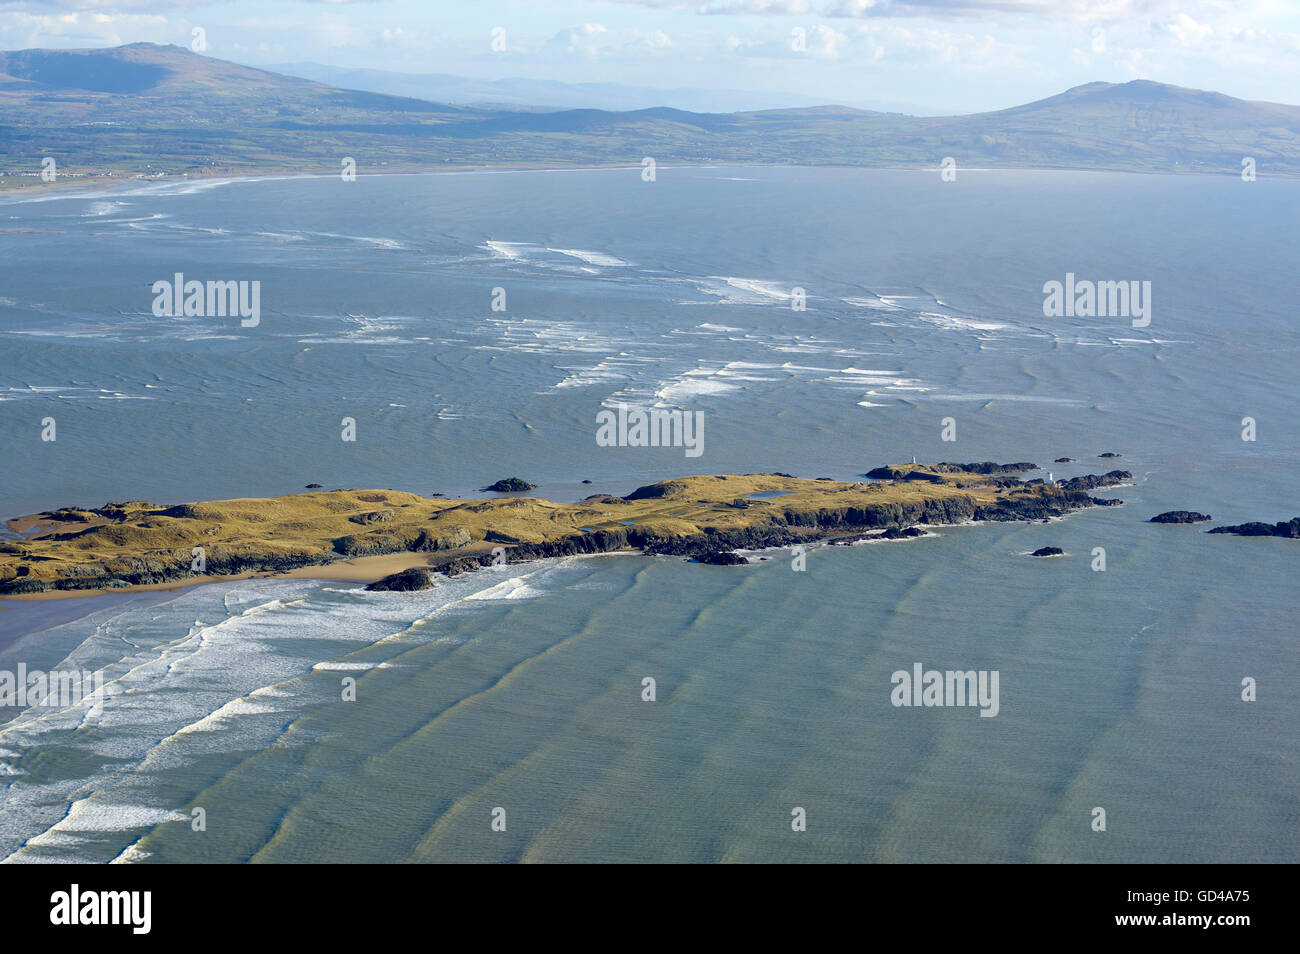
1208;518;1300;538
1150;511;1211;524
350;509;396;525
622;479;691;501
1057;470;1130;492
333;525;472;557
482;477;536;493
693;551;749;566
1053;457;1076;463
934;461;1037;475
1030;546;1064;557
864;461;1037;479
1099;452;1122;458
365;567;435;591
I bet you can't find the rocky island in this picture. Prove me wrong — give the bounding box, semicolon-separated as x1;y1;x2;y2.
1150;511;1212;524
0;462;1129;596
1207;518;1300;538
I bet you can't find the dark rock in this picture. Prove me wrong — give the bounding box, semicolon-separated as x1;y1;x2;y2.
1057;470;1130;492
1150;511;1211;524
1030;547;1064;557
693;550;749;566
305;483;323;489
1099;452;1121;458
0;577;50;594
365;567;435;592
934;461;1037;475
879;526;926;540
1209;518;1300;538
482;477;536;493
581;479;593;484
1053;457;1076;463
865;462;1035;480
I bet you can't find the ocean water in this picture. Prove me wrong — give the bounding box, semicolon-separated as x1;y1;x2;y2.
0;167;1296;862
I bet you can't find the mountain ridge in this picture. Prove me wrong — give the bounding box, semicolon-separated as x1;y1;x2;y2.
2;43;1297;183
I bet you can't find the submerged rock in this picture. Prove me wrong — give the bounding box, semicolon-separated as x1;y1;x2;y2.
1053;457;1076;463
305;483;323;489
1150;511;1211;524
482;477;536;493
1030;546;1064;557
1099;452;1122;458
365;567;435;591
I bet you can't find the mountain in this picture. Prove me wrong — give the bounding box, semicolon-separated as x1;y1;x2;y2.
259;62;925;114
2;43;1297;184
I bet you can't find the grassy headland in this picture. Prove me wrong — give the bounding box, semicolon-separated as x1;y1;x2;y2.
0;463;1128;597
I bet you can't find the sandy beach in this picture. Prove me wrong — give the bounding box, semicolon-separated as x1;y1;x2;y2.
0;547;499;603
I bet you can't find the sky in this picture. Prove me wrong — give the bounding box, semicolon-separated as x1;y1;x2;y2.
1;1;1298;114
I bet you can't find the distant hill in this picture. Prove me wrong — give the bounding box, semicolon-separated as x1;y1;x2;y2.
261;62;893;114
2;43;1297;184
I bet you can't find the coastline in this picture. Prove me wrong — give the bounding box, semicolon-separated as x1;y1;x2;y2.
1;159;1278;201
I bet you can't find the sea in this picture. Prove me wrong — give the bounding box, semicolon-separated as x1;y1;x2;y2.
0;166;1295;862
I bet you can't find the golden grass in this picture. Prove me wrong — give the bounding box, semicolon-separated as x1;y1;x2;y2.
0;469;1028;587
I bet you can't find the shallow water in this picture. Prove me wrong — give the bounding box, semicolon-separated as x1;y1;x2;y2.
0;167;1296;862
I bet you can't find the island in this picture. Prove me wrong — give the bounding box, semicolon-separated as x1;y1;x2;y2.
0;462;1129;596
1207;518;1300;538
1150;511;1212;524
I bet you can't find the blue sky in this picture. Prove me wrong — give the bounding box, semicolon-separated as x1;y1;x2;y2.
2;1;1298;113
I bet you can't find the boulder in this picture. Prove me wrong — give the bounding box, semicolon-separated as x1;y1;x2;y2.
365;567;435;592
